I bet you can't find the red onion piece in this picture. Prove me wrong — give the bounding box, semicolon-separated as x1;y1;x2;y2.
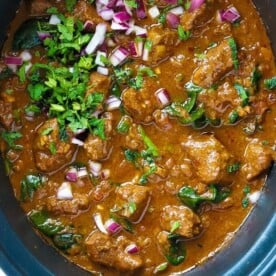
169;6;184;15
109;46;129;66
133;196;151;224
142;47;149;61
37;31;51;40
105;95;122;111
101;169;110;179
105;219;122;234
134;25;147;37
148;5;160;19
155;88;171;107
113;11;132;23
107;0;117;8
57;182;73;200
77;167;88;178
165;0;178;4
111;20;129;30
166;12;180;28
189;0;205;12
49;14;61;25
99;8;114;21
93;213;108;234
4;56;23;66
65;167;78;182
97;66;109;75
125;243;139;254
129;41;138;57
89;160;102;177
97;0;109;6
85;23;107;55
71;137;84;146
220;6;241;23
116;0;124;7
136;0;147;19
83;20;95;32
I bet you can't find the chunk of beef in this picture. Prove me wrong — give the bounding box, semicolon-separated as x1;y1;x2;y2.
46;193;89;215
33;118;76;172
180;4;206;31
0;100;14;129
160;205;201;238
114;183;151;222
86;72;111;99
147;25;178;64
156;231;170;253
122;77;162;123
30;0;51;15
86;231;143;271
73;0;108;28
181;134;232;184
192;39;234;88
83;118;112;160
92;180;113;202
124;124;144;150
242;140;272;180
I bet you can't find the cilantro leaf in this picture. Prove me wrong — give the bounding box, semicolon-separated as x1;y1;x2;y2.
1;131;23;150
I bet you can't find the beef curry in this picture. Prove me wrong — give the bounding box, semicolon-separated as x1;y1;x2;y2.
0;0;275;274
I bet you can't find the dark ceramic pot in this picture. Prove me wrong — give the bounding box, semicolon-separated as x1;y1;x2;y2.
0;1;275;275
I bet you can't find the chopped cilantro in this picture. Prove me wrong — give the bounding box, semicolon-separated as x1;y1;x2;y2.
65;0;77;12
228;37;239;70
125;0;138;8
144;39;153;51
138;126;159;157
41;127;53;136
49;142;57;155
228;110;239;124
128;202;137;214
242;185;250;208
227;162;240;173
264;76;276;90
1;131;23;150
170;221;181;233
153;262;168;273
177;25;191;41
234;83;249;106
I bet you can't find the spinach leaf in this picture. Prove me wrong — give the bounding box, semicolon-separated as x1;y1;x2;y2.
165;233;186;266
20;174;47;201
264;76;276;90
178;185;231;209
28;210;64;236
12;19;48;51
53;233;82;250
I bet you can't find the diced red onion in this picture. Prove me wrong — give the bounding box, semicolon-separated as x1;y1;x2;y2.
49;14;61;25
137;41;144;56
169;6;184;15
129;41;138;57
133;196;151;224
116;0;124;7
189;0;205;12
101;169;110;179
111;20;129;30
165;0;178;4
97;0;109;6
37;31;51;40
105;95;122;111
83;20;95;32
219;6;241;23
85;23;107;55
109;46;129;66
113;11;131;23
4;56;23;66
166;12;180;28
77;167;88;178
65;167;78;182
248;191;261;204
134;25;147;37
93;213;108;234
125;20;135;35
136;0;147;19
71;137;84;146
89;160;102;177
148;6;160;19
57;182;73;200
155;88;171;107
97;66;109;75
95;50;107;66
142;47;149;61
99;8;114;21
125;243;139;254
105;219;122;234
107;0;117;8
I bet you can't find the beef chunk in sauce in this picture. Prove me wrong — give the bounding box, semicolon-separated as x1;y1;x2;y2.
242;140;272;180
122;77;162;123
181;134;232;184
85;231;143;271
160;205;201;238
0;100;14;129
114;183;151;222
192;39;234;88
180;4;206;31
46;193;90;215
33;118;76;172
86;72;111;99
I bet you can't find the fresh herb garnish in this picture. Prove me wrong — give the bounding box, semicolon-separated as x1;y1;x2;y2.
228;37;239;70
242;185;250;208
170;221;181;233
228;109;239;124
227;162;240;173
165;233;186;266
264;76;276;90
234;83;249;106
1;131;22;150
177;25;191;41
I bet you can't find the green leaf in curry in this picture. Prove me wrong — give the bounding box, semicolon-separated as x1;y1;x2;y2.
53;233;82;250
165;233;186;266
1;131;22;150
228;37;239;70
264;76;276;90
20;174;47;202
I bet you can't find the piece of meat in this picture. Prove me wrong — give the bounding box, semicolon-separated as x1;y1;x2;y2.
92;180;113;202
0;100;14;129
83;118;112;160
30;0;51;15
114;183;151;222
46;193;89;215
181;134;232;184
86;72;111;99
85;230;143;271
160;205;201;238
192;39;234;88
124;124;144;151
33;118;76;172
242;140;272;180
180;4;206;31
147;25;178;64
122;77;162;123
